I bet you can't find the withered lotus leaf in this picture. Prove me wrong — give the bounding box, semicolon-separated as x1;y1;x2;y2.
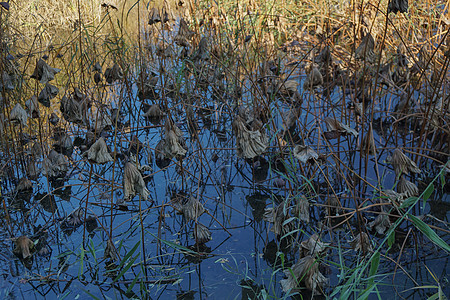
15;177;33;193
163;121;187;159
280;255;328;295
0;71;14;90
43;149;69;178
350;232;372;253
368;214;391;235
397;176;419;198
148;7;161;25
390;149;421;177
360;123;376;156
31;58;61;84
60;89;90;125
303;66;323;90
192;37;209;63
232;115;268;159
123;162;150;201
292;194;310;223
104;63;123;84
175;18;195;47
324;117;358;139
264;203;292;236
355;32;375;63
10;103;28;126
182;197;205;221
87;137;113;164
194;223;212;244
300;234;329;257
144;104;164;125
65;207;84;227
388;0;408;14
38;83;59;107
25;95;39;118
104;239;118;261
49;112;60;125
293;145;318;164
13;236;35;259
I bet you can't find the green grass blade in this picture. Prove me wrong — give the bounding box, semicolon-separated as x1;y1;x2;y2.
408;214;450;252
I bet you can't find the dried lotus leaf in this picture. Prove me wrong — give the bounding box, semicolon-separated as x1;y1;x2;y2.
10;103;28;126
87;137;113;164
397;176;418;198
148;7;161;25
123;162;150;201
388;0;408;14
175;18;195;47
144;104;163;124
300;234;329;256
355;33;375;63
104;63;123;83
303;66;323;90
360;123;376;156
389;149;421;177
232;115;268;159
293;145;318;163
194;223;212;244
350;232;372;253
368;214;391;235
292;194;310;223
163;121;187;159
38;83;59;107
324;117;358;138
182;197;205;221
13;236;35;259
280;255;328;295
25;95;39;118
31;58;61;84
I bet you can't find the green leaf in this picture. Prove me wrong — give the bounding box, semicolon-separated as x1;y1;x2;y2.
113;253;140;283
423;183;434;201
118;240;140;269
125;270;141;294
399;197;418;209
387;230;395;248
408;214;450;252
369;251;380;280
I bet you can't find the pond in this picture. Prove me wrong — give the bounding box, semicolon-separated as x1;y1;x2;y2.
0;0;449;299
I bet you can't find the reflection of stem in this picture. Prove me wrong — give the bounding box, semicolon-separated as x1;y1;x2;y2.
205;209;232;236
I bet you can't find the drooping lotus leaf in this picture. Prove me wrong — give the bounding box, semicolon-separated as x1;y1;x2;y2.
193;223;212;244
388;0;408;14
300;234;329;257
38;83;59;107
182;197;205;221
13;236;35;259
293;145;319;164
232;115;268;159
123;162;150;201
104;63;123;84
10;103;28;126
31;58;61;84
355;32;375;63
389;149;421;177
175;18;195;47
350;232;372;253
280;255;328;295
86;137;113;164
25;95;39;118
303;66;323;90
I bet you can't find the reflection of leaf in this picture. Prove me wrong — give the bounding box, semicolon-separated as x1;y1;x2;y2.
408;214;450;252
